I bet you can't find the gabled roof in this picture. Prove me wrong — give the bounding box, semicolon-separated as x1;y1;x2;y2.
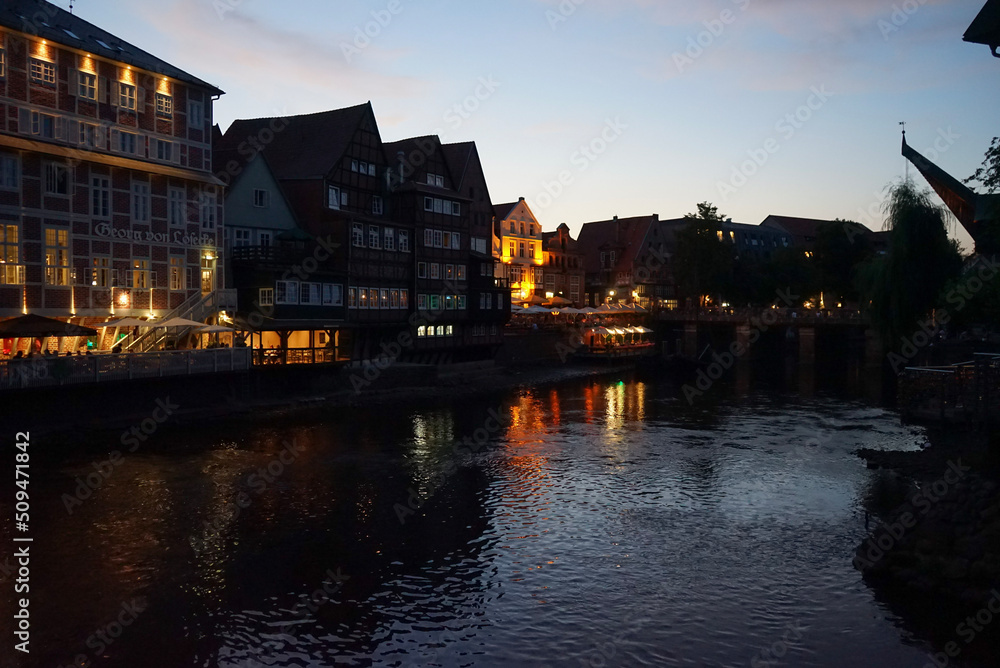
222;103;375;181
440;142;475;189
965;0;1000;56
577;215;656;275
493;201;521;222
902;134;978;227
760;215;834;241
0;0;223;95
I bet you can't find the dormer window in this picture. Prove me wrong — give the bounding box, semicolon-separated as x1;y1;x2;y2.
426;173;444;187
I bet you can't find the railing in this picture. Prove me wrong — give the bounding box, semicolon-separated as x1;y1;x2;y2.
125;289;237;353
0;348;252;391
898;354;1000;423
253;348;337;366
656;307;867;325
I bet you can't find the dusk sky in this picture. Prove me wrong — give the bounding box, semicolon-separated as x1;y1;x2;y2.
56;0;998;249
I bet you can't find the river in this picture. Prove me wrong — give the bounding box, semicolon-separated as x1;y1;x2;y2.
1;362;987;667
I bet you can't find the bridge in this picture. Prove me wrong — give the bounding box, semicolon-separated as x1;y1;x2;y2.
654;307;876;363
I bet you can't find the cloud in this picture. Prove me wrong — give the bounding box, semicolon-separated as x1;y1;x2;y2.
130;0;427;108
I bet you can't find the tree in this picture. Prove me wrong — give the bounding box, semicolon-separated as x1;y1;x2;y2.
813;219;874;304
674;202;733;305
966;137;1000;193
856;181;963;346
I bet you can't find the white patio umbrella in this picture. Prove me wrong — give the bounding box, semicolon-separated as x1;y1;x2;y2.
159;317;207;328
197;325;235;333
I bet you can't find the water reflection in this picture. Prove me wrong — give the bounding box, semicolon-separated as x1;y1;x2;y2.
2;374;981;666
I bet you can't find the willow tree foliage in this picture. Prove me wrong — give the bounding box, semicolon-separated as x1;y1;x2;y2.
966;136;999;193
856;181;963;346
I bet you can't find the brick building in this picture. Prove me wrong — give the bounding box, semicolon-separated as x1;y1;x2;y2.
0;0;226;349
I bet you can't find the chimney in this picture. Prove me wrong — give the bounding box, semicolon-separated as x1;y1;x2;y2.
519;196;525;202
614;215;620;244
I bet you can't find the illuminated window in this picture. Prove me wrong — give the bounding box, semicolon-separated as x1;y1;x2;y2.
155;93;172;116
348;287;357;308
457;265;466;281
44;228;70;285
0;45;5;78
0;224;23;285
78;71;97;100
400;290;409;309
417;326;426;337
258;287;273;306
380;289;389;309
91;256;110;288
30;58;56;85
118;82;136;110
390;289;400;309
430;263;440;280
131;259;150;289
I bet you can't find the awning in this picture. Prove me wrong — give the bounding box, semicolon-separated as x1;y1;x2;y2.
0;314;98;337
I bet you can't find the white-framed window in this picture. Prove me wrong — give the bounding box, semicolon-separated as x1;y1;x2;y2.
168;188;185;226
348;287;357;308
429;294;440;311
200;192;217;229
0;224;22;285
91;256;110;288
44;228;70;286
423;229;433;247
258;232;272;247
327;185;341;210
188;98;204;128
118;82;137;110
323;284;343;306
0;154;18;189
452;202;461;216
452;232;461;249
132;181;150;222
31;111;57;139
300;282;322;305
79;122;104;149
351;159;359;172
359;288;370;309
352;223;364;247
130;259;150;289
0;45;6;79
380;289;390;309
117;131;139;155
399;230;410;252
372;195;383;216
233;229;252;247
78;71;97;100
424;197;434;212
253;189;269;208
91;176;110;218
418;294;427;310
445;264;455;280
155;93;172;116
390;289;400;309
430;263;440;280
400;290;408;309
258;287;274;307
169;256;186;291
155;139;175;162
417;262;427;279
368;225;380;249
44;163;69;195
384;226;395;251
30;58;56;85
457;265;466;281
433;230;443;248
276;280;299;305
445;295;456;311
426;173;444;187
